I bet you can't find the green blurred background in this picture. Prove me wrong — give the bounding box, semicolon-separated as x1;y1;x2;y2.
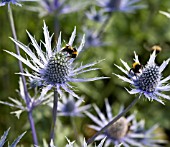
0;0;170;146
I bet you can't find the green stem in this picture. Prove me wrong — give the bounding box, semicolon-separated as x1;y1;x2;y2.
49;89;58;143
94;12;113;38
70;117;79;141
7;4;38;145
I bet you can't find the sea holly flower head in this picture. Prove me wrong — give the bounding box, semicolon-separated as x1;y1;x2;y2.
26;0;90;17
114;51;170;104
0;0;36;7
0;77;53;118
0;0;21;6
85;99;167;146
5;21;107;99
40;137;113;147
66;137;107;147
96;0;145;13
81;28;106;49
49;94;91;117
85;7;107;22
130;119;168;146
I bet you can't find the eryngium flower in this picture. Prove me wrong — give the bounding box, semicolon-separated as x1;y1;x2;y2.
85;7;107;22
114;51;170;104
130;119;167;147
66;137;107;147
26;0;90;17
0;0;21;6
97;0;145;13
0;0;35;7
5;22;107;99
0;77;53;118
81;28;106;49
49;94;91;117
85;99;167;147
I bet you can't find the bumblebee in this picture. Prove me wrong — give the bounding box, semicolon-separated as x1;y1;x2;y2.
151;45;162;54
129;62;143;75
61;44;78;58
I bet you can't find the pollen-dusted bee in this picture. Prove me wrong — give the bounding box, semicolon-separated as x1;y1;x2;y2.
151;45;162;54
61;44;78;58
129;62;143;76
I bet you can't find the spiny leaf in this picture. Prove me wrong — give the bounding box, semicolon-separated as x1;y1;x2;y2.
9;131;26;147
0;128;10;147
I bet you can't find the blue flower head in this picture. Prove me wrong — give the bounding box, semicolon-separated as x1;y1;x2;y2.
114;51;170;104
66;137;108;147
97;0;146;13
130;119;168;146
85;99;167;146
81;28;106;49
5;21;107;99
0;0;36;7
49;94;91;117
27;0;90;17
0;0;21;6
86;7;107;22
0;77;53;118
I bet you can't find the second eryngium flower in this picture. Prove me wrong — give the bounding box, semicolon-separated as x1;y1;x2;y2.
114;51;170;104
85;99;167;146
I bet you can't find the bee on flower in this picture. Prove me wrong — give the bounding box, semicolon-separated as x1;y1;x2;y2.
114;50;170;104
61;44;78;59
151;45;162;54
5;21;108;99
129;61;143;77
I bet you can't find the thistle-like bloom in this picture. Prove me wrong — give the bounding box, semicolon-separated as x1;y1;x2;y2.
96;0;145;13
5;22;107;99
85;7;107;22
85;99;167;146
130;118;167;147
0;78;53;118
49;94;91;117
66;137;107;147
81;28;106;49
114;51;170;104
26;0;90;17
0;0;21;6
0;0;36;7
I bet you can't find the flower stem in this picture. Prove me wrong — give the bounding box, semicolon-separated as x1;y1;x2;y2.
8;4;38;145
7;4;30;105
49;89;58;143
94;12;113;38
87;96;140;145
70;117;79;141
28;110;39;145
